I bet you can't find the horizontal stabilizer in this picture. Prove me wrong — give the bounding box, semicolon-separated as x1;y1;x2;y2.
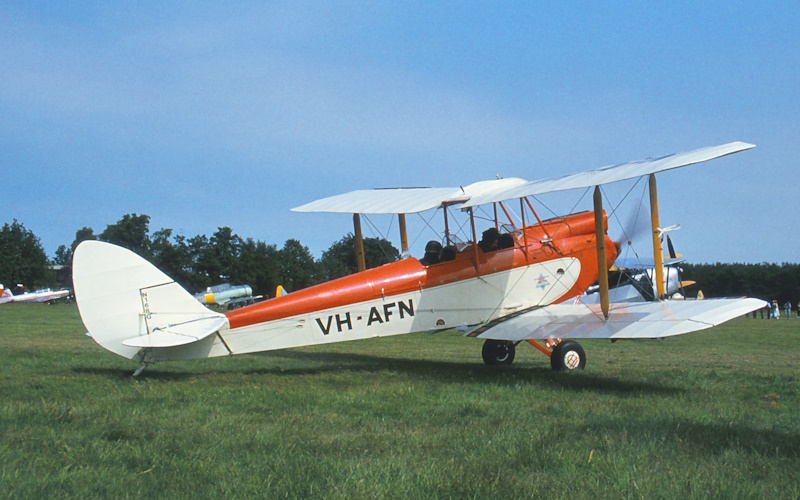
471;298;766;341
123;316;228;348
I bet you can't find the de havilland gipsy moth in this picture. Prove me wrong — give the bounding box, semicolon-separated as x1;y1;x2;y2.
73;142;765;375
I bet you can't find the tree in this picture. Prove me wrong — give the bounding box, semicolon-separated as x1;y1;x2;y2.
150;228;194;288
189;227;242;287
319;234;400;280
99;214;151;256
52;227;98;288
208;226;241;281
0;220;50;289
53;245;71;267
682;262;800;306
186;234;211;291
234;238;281;298
71;227;97;253
279;239;318;291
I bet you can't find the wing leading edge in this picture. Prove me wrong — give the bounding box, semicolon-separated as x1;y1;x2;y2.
291;142;754;214
460;141;754;207
469;298;766;341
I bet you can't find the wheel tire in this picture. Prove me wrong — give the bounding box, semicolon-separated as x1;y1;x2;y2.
482;339;516;366
550;342;564;370
550;340;586;371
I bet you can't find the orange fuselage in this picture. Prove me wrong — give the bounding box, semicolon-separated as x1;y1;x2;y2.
227;210;617;330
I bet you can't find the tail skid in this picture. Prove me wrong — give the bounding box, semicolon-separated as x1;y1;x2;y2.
73;241;229;361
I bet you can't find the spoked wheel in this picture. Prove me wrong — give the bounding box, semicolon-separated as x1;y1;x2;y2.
482;339;516;366
550;340;586;371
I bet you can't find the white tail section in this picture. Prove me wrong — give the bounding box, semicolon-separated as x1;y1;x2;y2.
73;241;228;359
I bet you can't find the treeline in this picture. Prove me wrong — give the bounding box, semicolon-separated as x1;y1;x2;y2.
682;263;800;305
3;216;799;304
1;215;398;298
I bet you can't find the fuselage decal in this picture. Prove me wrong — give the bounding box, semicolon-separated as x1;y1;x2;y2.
316;298;415;335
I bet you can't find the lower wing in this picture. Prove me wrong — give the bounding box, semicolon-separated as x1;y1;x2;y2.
467;298;765;341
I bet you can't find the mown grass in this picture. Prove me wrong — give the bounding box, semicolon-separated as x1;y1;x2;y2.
1;304;798;498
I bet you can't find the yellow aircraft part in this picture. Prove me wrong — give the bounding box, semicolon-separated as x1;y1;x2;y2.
204;293;215;304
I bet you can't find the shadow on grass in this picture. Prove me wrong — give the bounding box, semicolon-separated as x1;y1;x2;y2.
71;366;204;381
590;417;800;459
256;350;682;396
71;350;681;396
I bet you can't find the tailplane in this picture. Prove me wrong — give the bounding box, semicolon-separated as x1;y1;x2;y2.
73;241;228;360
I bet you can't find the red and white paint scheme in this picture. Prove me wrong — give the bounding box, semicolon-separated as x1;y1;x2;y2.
73;142;765;375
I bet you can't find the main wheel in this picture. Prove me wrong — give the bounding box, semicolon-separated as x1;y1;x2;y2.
550;340;586;371
482;339;516;366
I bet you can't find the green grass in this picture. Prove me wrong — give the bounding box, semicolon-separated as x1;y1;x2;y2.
1;304;799;498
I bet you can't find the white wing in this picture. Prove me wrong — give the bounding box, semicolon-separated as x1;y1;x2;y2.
468;298;765;341
461;142;754;207
292;142;754;214
292;187;462;214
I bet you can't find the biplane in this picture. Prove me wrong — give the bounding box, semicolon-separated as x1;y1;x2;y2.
73;142;765;375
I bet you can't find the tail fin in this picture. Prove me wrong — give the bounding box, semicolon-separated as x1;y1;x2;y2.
73;241;228;359
276;285;288;297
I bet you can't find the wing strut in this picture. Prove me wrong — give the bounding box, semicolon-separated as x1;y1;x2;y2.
469;207;480;272
524;197;554;243
353;213;366;272
519;199;529;259
497;201;516;229
649;174;664;298
593;186;610;319
398;213;409;257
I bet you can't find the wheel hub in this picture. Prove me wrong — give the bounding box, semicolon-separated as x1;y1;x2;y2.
564;350;581;369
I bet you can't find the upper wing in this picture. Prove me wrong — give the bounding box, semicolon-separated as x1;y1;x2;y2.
290;178;531;214
291;142;754;214
460;142;754;208
468;298;765;341
292;187;463;214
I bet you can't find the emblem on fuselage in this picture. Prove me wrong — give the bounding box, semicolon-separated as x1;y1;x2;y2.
536;273;550;290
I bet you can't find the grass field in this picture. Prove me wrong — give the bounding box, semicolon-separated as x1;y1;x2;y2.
1;304;799;498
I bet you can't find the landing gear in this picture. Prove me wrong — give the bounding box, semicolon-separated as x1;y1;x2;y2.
480;338;586;370
481;339;516;365
550;340;586;371
132;349;154;377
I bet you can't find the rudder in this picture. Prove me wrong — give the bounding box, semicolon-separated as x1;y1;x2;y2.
73;241;228;359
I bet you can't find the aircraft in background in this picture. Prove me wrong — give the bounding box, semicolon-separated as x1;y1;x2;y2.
1;284;70;304
72;142;765;376
579;229;695;304
194;283;262;309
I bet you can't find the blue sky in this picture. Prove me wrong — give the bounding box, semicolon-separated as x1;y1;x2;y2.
2;2;798;264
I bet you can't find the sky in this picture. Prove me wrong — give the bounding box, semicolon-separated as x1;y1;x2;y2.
2;1;798;264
